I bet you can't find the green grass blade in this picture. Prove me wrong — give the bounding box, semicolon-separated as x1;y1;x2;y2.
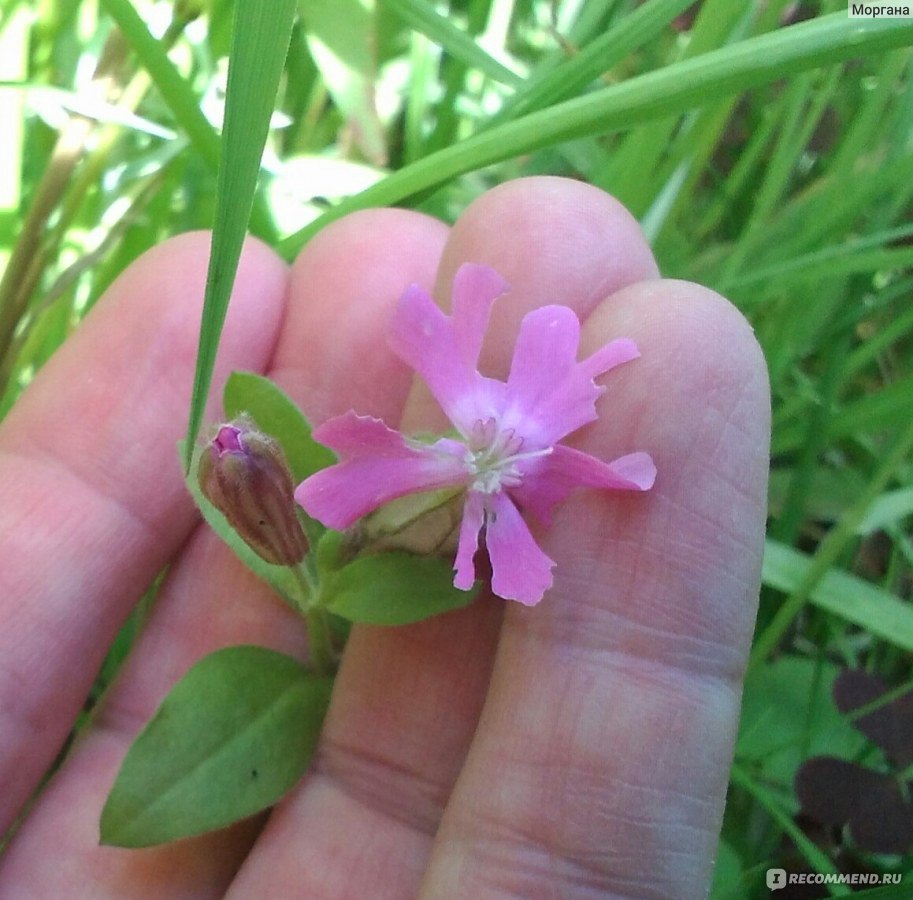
747;156;913;268
722;224;913;290
403;29;437;164
280;13;913;259
596;0;752;210
493;0;695;121
761;540;913;656
752;412;913;668
718;68;842;284
729;763;849;896
100;0;219;168
383;0;521;87
183;1;296;467
299;0;387;165
773;374;913;456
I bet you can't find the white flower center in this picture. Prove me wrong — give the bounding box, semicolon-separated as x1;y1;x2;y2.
463;417;551;494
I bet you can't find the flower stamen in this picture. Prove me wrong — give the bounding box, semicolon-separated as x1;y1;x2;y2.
464;417;552;494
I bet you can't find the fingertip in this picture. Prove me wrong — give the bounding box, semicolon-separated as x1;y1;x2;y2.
418;279;769;900
100;230;287;331
112;231;288;409
583;278;771;448
436;175;660;318
568;276;770;663
275;208;450;426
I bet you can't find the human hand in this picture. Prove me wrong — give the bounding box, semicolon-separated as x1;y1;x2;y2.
0;177;769;898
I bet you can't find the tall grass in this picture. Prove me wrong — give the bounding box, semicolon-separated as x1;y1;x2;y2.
1;0;911;894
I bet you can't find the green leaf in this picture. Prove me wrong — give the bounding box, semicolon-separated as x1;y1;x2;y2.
183;0;296;468
494;0;693;121
318;537;477;625
736;656;863;788
857;487;913;536
182;439;304;608
223;371;334;482
100;646;332;848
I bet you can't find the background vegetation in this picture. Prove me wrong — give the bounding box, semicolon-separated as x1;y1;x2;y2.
1;0;911;895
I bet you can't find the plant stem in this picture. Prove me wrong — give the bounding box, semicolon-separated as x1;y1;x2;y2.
306;607;337;678
290;561;337;676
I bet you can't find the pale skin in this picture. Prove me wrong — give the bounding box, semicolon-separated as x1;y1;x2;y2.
0;177;770;898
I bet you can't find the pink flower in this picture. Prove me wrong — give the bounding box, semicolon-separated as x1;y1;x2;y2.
295;264;655;606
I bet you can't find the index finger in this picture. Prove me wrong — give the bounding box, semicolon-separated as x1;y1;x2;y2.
0;233;288;834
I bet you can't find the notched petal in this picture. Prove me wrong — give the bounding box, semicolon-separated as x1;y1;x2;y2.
451;263;510;367
454;491;485;590
505;312;640;448
389;281;487;434
486;492;554;605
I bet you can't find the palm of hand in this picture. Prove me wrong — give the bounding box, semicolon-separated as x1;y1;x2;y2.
0;178;769;898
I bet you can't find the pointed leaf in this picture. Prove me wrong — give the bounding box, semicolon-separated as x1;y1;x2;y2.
101;646;332;847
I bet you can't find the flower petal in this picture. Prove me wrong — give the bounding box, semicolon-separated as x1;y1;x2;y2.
310;410;409;455
604;450;657;489
504;307;639;447
294;412;466;529
512;445;656;525
580;337;640;380
505;305;580;427
453;490;484;590
452;263;510;367
486;491;554;605
389;268;507;434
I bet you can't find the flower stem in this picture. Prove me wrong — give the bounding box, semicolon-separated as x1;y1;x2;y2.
306;606;337;677
291;561;337;676
290;557;318;602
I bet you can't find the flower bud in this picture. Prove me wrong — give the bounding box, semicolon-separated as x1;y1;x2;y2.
198;417;308;565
